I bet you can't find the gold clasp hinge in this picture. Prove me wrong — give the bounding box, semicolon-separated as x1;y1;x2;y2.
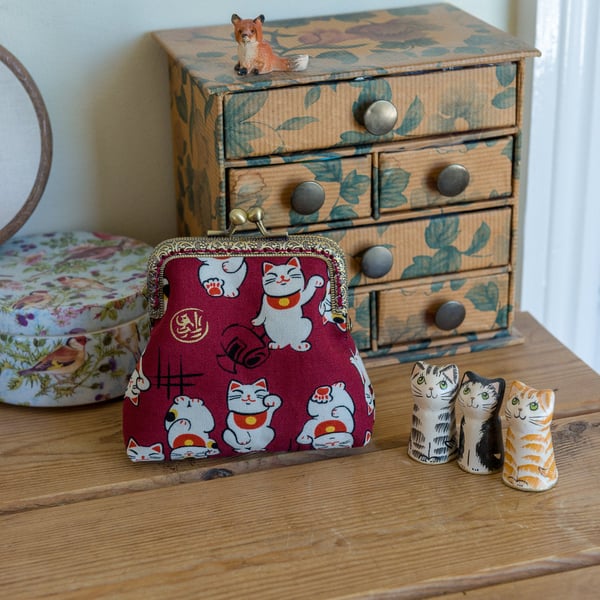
208;207;285;238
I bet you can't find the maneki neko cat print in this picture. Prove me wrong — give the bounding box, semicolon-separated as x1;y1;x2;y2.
123;247;375;462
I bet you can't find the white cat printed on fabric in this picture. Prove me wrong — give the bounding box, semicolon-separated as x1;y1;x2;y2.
126;438;165;462
124;357;150;406
164;395;220;459
222;378;282;453
252;257;324;351
297;382;355;449
350;348;375;416
198;256;247;298
318;280;347;331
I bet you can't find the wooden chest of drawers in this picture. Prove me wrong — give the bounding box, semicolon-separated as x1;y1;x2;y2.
153;3;539;364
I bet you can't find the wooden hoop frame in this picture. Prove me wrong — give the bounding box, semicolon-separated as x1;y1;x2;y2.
0;45;53;244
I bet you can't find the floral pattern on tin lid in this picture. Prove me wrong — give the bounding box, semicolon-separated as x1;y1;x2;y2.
0;231;152;336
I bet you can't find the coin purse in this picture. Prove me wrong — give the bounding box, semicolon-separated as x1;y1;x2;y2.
122;209;375;461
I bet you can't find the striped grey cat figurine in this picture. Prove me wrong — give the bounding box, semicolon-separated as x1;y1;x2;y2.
457;371;505;474
408;361;460;464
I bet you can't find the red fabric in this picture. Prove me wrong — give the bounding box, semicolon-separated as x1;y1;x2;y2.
122;253;374;461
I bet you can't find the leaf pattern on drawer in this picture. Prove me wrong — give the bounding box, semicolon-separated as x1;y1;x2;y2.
401;216;491;279
340;82;425;146
225;92;268;157
396;97;425;135
224;64;518;158
379;136;514;214
465;281;511;328
168;61;225;235
492;63;517;110
375;273;511;351
340;169;371;204
288;161;371;229
379;167;409;209
348;290;371;351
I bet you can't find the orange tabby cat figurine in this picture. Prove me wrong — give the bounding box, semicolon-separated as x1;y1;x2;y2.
231;14;309;75
502;380;558;492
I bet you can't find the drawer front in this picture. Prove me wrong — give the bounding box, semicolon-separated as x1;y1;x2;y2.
228;156;372;228
377;272;510;346
378;136;514;213
348;288;371;351
323;207;511;286
224;64;517;159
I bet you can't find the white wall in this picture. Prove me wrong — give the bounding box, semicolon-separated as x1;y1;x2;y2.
1;0;513;246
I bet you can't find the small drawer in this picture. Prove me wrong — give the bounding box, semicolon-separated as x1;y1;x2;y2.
377;272;510;346
228;156;372;228
348;288;372;351
322;207;511;286
378;137;514;213
224;64;518;159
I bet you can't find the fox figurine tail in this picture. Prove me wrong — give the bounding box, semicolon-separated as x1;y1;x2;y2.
231;14;309;76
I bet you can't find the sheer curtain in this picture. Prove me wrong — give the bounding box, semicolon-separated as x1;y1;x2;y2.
519;0;600;372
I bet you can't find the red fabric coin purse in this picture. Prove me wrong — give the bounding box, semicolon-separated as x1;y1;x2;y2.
122;209;375;462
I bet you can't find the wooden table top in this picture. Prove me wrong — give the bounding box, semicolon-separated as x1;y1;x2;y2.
1;312;599;599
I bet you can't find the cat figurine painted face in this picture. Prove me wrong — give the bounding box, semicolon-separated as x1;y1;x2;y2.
457;371;505;474
222;378;282;453
252;257;324;351
502;380;558;491
408;361;459;464
297;382;355;449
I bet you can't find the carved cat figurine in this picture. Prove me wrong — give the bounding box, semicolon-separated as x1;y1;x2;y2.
503;380;558;491
457;371;505;474
232;14;309;75
222;378;282;453
252;257;324;351
408;361;460;464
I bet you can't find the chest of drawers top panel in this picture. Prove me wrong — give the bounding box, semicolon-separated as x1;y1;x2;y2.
153;3;536;96
154;4;538;364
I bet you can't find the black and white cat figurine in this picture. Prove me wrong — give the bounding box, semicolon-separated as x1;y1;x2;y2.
457;370;505;474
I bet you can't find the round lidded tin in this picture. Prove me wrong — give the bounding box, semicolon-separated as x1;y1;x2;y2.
0;231;152;407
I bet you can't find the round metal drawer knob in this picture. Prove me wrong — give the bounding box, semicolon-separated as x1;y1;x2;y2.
290;181;325;215
363;100;398;136
436;164;470;197
434;301;466;331
361;245;394;279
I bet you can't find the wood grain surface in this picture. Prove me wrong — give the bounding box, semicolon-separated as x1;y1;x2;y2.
1;313;599;599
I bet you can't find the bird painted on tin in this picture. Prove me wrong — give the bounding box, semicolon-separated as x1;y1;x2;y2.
11;289;52;309
18;336;88;376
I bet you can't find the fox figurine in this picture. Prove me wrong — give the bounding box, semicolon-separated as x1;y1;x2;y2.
231;14;309;76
